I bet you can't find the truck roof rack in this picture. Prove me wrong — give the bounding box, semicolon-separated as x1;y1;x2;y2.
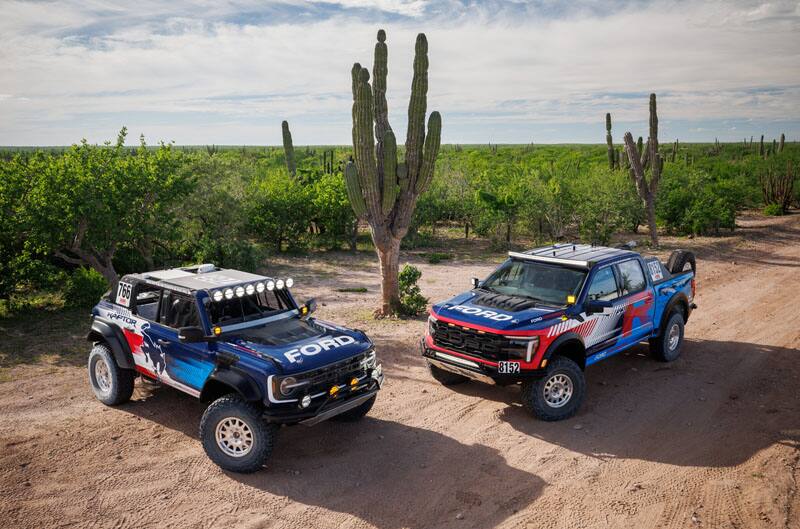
509;243;635;268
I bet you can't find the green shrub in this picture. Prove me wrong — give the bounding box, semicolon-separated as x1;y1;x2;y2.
763;203;784;216
657;166;740;235
398;264;428;317
64;267;108;307
247;169;312;252
425;252;453;264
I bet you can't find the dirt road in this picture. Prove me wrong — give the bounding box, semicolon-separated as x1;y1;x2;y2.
1;213;798;529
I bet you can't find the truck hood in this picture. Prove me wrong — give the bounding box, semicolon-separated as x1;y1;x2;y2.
431;290;564;333
223;318;373;374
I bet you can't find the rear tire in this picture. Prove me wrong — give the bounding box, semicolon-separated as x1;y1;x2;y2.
667;250;696;274
332;395;376;422
428;362;469;385
650;311;684;362
88;343;135;406
200;395;276;473
521;356;585;421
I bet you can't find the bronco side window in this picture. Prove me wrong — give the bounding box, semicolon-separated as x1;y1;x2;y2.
160;291;200;329
132;284;162;322
587;266;619;301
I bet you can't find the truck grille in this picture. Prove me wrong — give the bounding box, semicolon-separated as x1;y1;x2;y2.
430;319;522;362
295;352;369;394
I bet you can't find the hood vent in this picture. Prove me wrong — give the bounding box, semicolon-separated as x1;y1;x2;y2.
470;291;537;312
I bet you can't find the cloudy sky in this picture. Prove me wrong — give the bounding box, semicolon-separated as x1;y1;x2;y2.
1;0;798;145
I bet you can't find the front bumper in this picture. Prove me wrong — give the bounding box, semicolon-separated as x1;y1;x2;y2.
263;367;384;425
421;338;544;386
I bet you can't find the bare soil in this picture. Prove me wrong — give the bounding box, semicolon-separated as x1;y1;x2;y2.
1;213;799;529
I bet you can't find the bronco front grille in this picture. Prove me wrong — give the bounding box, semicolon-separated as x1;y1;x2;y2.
295;352;369;394
430;320;522;362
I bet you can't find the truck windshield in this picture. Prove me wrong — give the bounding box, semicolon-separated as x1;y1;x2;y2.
206;290;293;327
481;259;586;307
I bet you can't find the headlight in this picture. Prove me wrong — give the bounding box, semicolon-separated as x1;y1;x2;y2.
506;336;540;362
235;286;245;298
212;290;223;302
266;280;275;291
245;283;255;295
428;314;437;336
285;277;294;288
279;376;297;396
363;350;377;369
276;279;285;290
256;282;265;293
224;288;234;300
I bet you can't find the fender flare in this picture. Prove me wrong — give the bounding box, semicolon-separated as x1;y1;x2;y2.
200;368;261;403
542;331;587;369
657;293;690;335
86;317;135;370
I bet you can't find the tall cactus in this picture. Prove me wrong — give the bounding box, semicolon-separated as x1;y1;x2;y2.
605;113;615;169
623;93;662;247
344;29;442;316
779;133;785;153
281;120;296;177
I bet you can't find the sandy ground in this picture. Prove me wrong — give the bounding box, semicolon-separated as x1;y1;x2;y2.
1;213;799;529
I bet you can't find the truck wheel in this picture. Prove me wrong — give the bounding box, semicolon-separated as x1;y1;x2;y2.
428;361;469;385
88;343;135;406
200;395;276;473
650;311;684;362
667;249;696;274
520;356;585;421
332;395;376;422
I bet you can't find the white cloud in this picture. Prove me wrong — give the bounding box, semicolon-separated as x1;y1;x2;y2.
0;0;798;144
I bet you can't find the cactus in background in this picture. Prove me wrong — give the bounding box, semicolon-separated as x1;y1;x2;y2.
281;120;296;177
322;149;335;174
671;139;678;162
779;133;785;153
605;113;615;169
623;93;662;247
344;29;442;316
759;134;765;157
760;160;794;213
772;139;778;156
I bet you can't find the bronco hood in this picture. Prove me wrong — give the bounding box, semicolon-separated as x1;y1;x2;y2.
224;317;372;374
431;290;563;333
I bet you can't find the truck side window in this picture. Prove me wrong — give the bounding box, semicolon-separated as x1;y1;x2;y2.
616;260;647;296
133;285;162;321
161;291;200;329
587;267;618;301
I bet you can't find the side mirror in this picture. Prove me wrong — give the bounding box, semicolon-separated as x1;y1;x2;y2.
300;298;317;317
471;277;480;288
585;299;613;315
178;326;207;343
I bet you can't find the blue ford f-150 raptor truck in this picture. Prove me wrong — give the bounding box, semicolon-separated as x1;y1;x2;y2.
87;264;383;473
422;244;696;421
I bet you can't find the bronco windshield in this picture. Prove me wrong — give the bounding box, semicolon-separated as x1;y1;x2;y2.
206;289;294;328
480;259;587;307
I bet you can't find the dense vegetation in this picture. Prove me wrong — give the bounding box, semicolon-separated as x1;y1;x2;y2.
0;131;797;310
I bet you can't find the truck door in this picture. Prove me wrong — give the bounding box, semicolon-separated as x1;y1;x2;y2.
612;258;655;346
583;265;622;355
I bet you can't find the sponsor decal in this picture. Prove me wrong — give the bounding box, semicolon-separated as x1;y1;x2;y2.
448;305;513;322
115;281;133;307
647;260;663;282
284;335;356;363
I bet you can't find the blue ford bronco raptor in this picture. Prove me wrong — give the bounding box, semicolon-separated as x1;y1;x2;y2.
87;264;383;473
422;244;696;421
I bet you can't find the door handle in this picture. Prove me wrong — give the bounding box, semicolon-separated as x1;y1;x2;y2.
157;338;171;346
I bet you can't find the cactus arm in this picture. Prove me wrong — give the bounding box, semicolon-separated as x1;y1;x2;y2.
404;33;429;187
382;130;399;215
605;113;615;170
373;30;392;178
281;120;296;177
344;161;368;219
351;65;381;220
415;111;441;193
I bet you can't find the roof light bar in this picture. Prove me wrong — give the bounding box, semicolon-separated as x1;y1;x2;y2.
508;251;590;268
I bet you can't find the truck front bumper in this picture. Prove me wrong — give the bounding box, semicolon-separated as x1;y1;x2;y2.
420;338;544;386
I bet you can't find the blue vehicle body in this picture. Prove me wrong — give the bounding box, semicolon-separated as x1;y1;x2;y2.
422;244;696;385
88;265;383;425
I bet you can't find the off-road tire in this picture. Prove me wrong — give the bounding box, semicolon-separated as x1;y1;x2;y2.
332;395;377;422
428;361;469;385
88;343;136;405
666;249;696;274
200;395;276;473
650;310;685;362
521;356;585;421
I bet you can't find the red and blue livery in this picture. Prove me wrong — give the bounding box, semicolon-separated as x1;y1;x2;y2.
422;244;696;421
